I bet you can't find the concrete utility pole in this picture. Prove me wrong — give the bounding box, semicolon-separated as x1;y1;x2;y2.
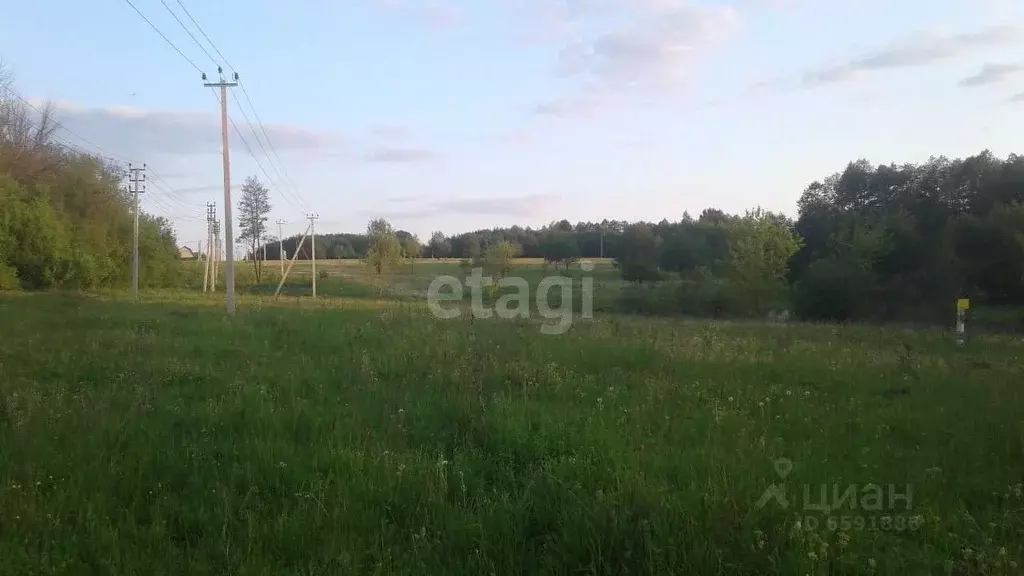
128;163;146;300
308;213;319;298
276;219;285;275
212;219;221;290
203;67;240;314
203;202;215;293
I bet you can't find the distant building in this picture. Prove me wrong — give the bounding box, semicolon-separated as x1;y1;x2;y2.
178;246;196;260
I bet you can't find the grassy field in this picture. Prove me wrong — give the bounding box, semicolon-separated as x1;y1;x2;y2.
2;268;1023;574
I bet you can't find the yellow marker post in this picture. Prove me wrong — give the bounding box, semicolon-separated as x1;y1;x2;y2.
956;298;969;345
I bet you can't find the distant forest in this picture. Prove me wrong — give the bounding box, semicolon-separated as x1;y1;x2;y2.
262;150;1024;323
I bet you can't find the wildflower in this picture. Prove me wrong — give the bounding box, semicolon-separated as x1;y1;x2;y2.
758;402;765;408
808;551;818;562
868;558;876;568
785;390;792;396
999;547;1007;556
728;396;734;402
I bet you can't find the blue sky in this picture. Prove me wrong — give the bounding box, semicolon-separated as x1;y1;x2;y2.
3;0;1024;252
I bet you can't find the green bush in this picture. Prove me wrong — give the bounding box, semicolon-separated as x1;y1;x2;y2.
0;262;19;290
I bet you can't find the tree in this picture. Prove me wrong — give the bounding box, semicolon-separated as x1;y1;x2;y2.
402;235;422;259
464;234;481;260
365;218;402;275
727;208;803;316
484;240;519;277
539;231;579;270
616;224;662;283
402;235;422;271
237;175;272;282
0;66;180;291
428;231;450;258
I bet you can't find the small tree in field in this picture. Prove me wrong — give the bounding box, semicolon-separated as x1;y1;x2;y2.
237;175;272;282
484;240;519;278
403;235;422;271
365;218;402;276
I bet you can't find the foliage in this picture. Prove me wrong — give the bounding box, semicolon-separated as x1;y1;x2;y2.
428;231;450;258
402;235;422;260
483;240;519;277
237;175;272;282
365;218;402;276
616;223;662;283
464;234;482;260
538;231;579;270
0;76;179;290
727;208;802;316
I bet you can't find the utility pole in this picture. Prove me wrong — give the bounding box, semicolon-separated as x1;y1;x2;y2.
203;67;240;314
212;219;221;290
202;201;215;291
276;219;286;275
128;163;146;300
203;202;215;292
308;213;319;298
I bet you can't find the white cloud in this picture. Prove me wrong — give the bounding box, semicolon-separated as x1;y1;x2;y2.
802;26;1021;87
364;147;437;163
360;193;556;219
958;62;1023;87
556;4;740;91
44;102;344;158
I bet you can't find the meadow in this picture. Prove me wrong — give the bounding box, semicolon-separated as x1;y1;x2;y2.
1;260;1023;575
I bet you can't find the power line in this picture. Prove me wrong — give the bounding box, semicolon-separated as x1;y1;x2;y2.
9;92;132;165
157;0;312;211
158;0;219;68
228;89;308;213
238;81;311;211
8;89;206;228
123;0;204;74
173;0;234;70
209;88;305;216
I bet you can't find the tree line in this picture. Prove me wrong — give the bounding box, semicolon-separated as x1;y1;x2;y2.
0;71;180;290
260;150;1024;324
6;60;1022;325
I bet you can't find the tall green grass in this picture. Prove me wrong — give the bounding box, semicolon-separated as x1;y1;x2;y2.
1;292;1022;574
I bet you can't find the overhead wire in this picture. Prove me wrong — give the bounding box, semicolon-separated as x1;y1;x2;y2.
236;83;311;212
8;89;206;228
172;0;234;70
158;0;220;68
123;0;203;74
160;0;313;212
208;88;305;215
229;89;309;213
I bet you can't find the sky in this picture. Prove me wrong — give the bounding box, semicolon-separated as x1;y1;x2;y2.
2;0;1024;252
